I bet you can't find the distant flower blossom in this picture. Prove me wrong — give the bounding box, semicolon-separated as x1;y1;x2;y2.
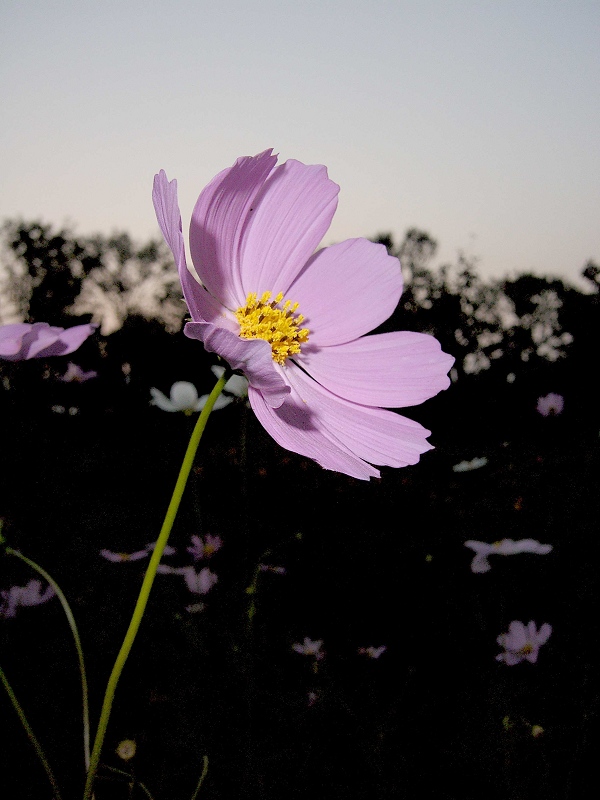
153;149;454;480
1;579;55;618
186;534;223;561
292;637;324;660
150;381;234;414
259;564;286;575
0;322;96;361
116;739;136;761
60;362;98;382
536;393;564;417
211;365;249;397
358;645;387;659
464;538;552;573
453;457;488;473
496;620;552;665
158;564;218;595
100;543;176;562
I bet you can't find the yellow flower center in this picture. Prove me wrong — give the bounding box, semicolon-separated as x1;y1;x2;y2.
519;643;533;655
235;291;309;365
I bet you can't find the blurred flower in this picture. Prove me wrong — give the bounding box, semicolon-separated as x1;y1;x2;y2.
150;381;234;414
452;457;488;472
531;725;545;738
358;645;387;659
1;579;55;618
496;620;552;665
259;564;286;575
159;564;218;595
211;365;249;397
153;150;453;480
292;637;324;660
0;322;96;361
100;543;176;562
536;392;564;416
186;534;223;561
59;362;98;382
116;739;136;761
464;538;552;573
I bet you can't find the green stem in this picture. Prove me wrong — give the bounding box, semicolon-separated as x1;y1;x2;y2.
189;755;209;800
0;663;63;800
5;546;90;773
83;373;227;800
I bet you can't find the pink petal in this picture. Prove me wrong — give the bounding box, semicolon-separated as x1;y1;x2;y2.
239;159;339;297
502;651;523;666
153;170;225;324
536;623;552;645
285;367;434;469
298;331;453;407
190;150;278;310
248;385;379;481
506;621;527;650
288;239;401;346
184;321;290;408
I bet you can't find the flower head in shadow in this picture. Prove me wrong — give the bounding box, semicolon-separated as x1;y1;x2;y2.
1;579;55;618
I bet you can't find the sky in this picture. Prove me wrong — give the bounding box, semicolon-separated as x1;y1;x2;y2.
1;0;599;291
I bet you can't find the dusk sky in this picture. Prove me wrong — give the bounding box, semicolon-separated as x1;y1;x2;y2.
1;0;599;291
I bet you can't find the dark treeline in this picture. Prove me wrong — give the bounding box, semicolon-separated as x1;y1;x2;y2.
1;220;598;800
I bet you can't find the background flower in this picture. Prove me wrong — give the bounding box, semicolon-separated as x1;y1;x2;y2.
465;538;552;573
496;620;552;665
536;392;564;416
0;322;96;361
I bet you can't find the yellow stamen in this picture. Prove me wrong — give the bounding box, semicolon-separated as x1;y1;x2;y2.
235;291;309;365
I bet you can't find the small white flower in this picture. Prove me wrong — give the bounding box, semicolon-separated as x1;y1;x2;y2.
150;381;233;414
453;457;488;473
211;366;249;397
464;538;552;573
1;579;55;618
536;393;564;417
60;362;97;382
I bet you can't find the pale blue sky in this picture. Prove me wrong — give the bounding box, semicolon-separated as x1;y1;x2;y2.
1;0;599;290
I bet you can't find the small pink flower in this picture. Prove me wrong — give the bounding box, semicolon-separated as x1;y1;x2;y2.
358;645;387;659
186;534;223;560
59;362;98;382
536;393;564;417
292;637;324;660
496;620;552;665
100;543;176;562
464;538;552;573
0;322;96;361
1;579;55;618
153;150;454;480
259;564;286;575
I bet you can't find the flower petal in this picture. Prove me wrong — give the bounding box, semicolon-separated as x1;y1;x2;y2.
248;384;379;481
150;387;176;411
189;150;278;309
285;367;434;468
298;331;453;407
153;170;225;324
536;623;552;645
289;239;401;345
169;381;200;410
184;321;290;408
239;159;339;296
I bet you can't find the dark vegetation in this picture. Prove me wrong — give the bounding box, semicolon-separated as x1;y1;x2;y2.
1;220;598;799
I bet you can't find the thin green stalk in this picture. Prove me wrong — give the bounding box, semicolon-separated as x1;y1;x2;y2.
100;765;155;799
5;546;90;772
0;663;63;800
83;373;227;800
189;755;209;800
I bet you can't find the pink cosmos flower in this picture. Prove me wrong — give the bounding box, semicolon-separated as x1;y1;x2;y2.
186;534;223;561
536;393;564;417
496;620;552;665
464;538;552;573
100;543;176;562
1;579;56;618
59;362;98;382
153;149;454;480
292;637;324;660
358;645;387;659
0;322;96;361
